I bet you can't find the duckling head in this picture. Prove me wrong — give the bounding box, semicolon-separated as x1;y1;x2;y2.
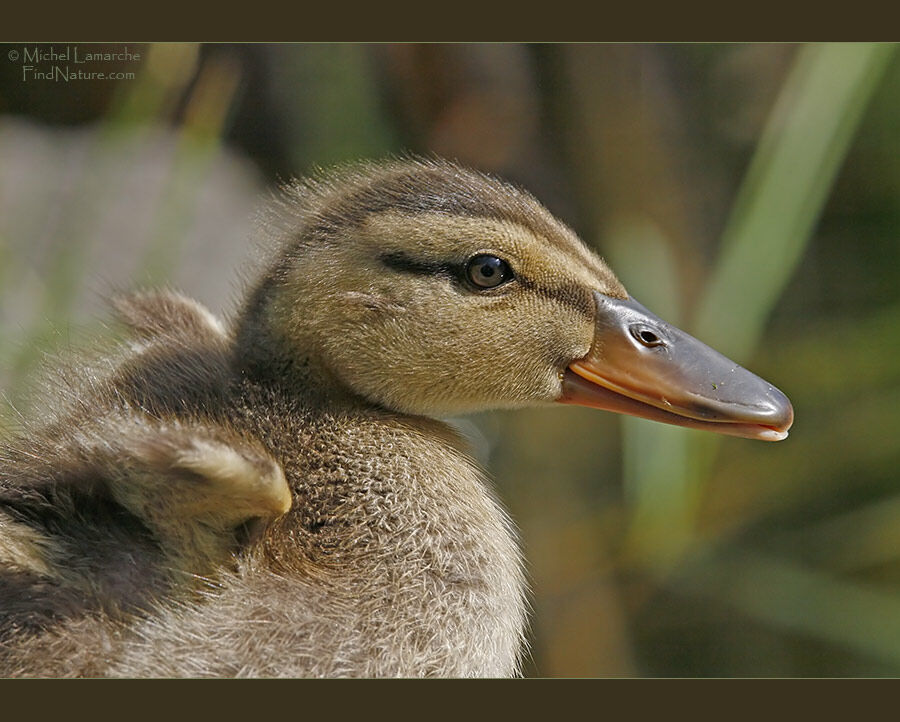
236;158;792;441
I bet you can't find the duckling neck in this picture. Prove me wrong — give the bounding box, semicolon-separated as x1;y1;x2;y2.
233;286;370;411
230;311;528;676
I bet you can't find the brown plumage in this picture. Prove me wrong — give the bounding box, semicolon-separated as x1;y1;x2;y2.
0;157;792;677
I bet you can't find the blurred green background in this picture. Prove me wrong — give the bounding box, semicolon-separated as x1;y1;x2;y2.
1;42;898;677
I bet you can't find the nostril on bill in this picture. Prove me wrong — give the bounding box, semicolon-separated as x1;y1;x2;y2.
631;326;664;347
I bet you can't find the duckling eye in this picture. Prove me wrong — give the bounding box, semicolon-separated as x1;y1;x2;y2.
466;255;513;290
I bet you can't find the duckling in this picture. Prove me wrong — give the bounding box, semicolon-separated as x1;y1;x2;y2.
0;158;793;677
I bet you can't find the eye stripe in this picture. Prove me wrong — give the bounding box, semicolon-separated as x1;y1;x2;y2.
378;250;593;318
380;251;517;293
378;252;455;278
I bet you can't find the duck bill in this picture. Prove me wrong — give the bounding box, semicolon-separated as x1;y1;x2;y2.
559;293;794;441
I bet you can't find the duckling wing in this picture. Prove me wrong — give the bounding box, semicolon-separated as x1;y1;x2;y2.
0;414;291;641
105;420;293;548
1;415;291;574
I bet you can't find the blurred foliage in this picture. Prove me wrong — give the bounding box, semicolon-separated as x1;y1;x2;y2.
1;42;899;677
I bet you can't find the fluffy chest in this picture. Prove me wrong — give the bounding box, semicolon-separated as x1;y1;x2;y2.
242;407;530;676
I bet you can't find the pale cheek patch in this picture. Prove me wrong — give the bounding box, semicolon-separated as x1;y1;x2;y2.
338;291;408;316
